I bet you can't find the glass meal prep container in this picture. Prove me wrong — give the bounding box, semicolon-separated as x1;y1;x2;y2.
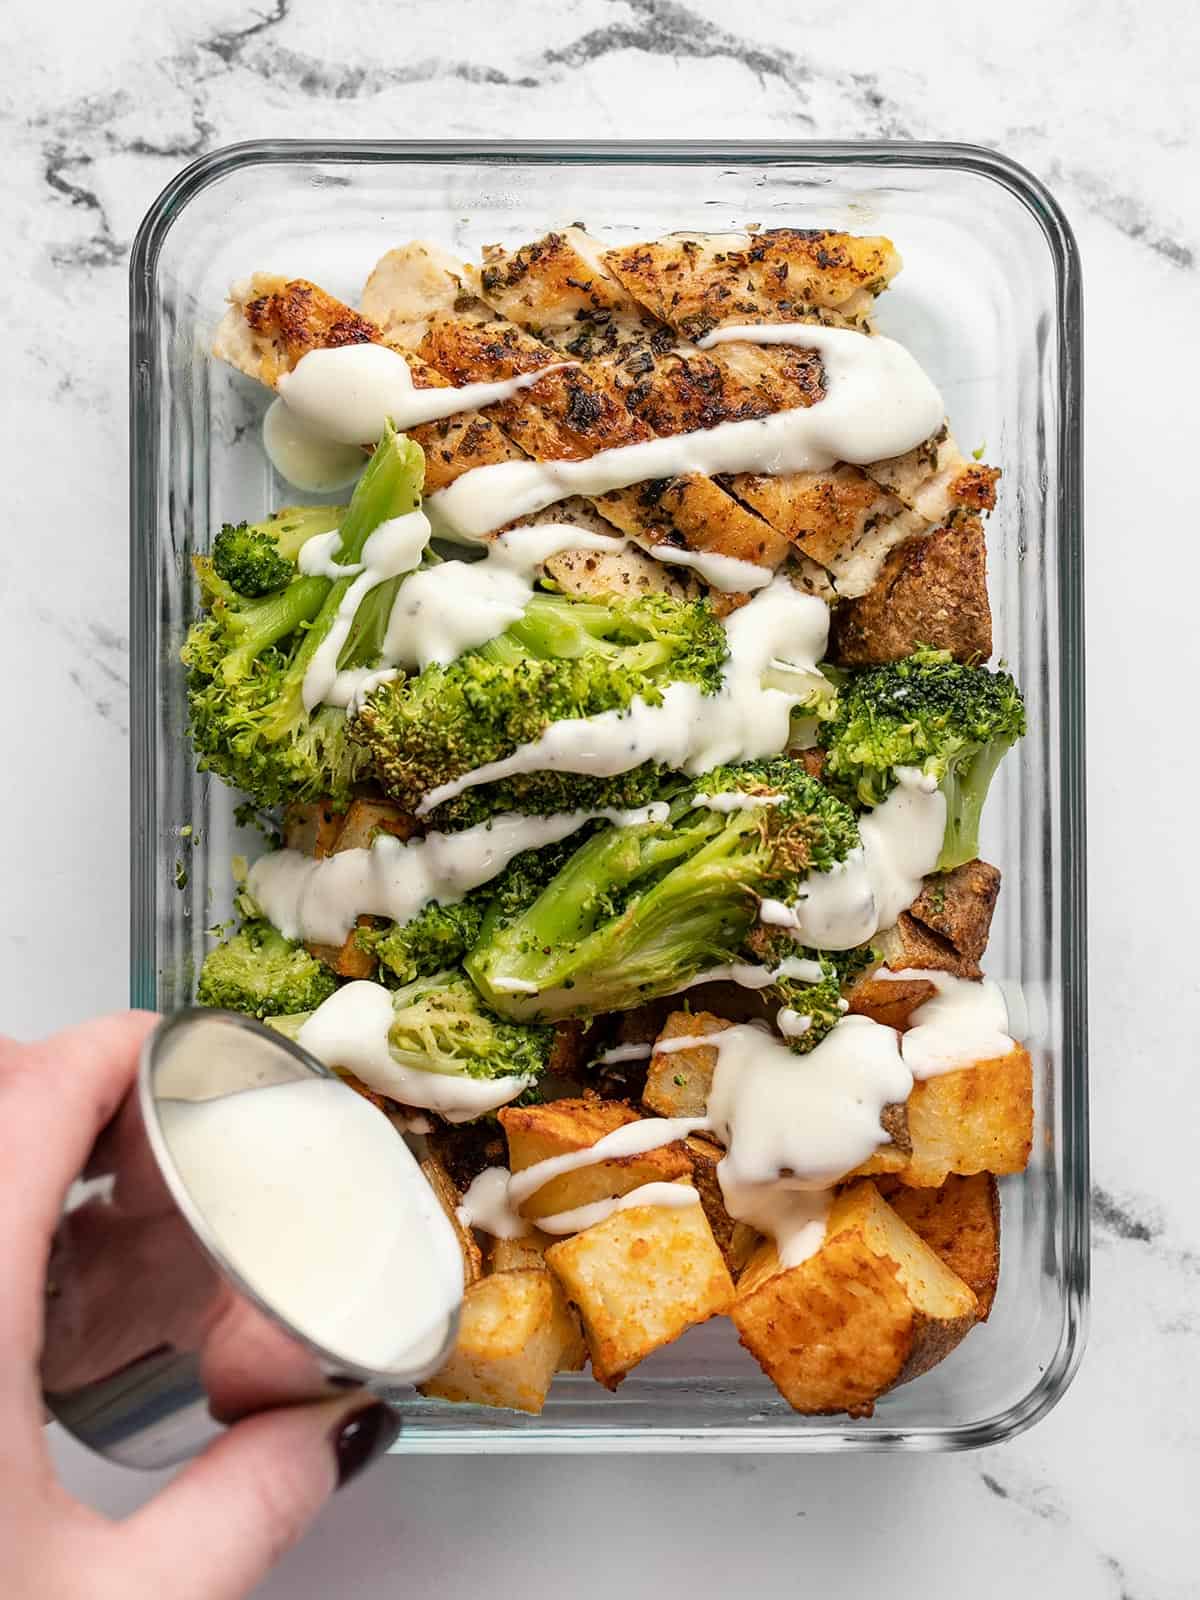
130;140;1087;1453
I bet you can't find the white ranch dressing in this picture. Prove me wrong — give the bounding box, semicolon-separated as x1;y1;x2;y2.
506;1116;710;1210
776;1008;814;1041
158;1078;462;1369
300;509;431;713
426;326;945;539
534;1183;701;1237
691;791;784;813
880;968;1015;1078
456;1167;529;1240
248;803;668;948
767;768;947;949
718;1179;832;1269
645;545;774;591
666;955;827;996
594;1041;654;1066
415;576;830;814
297;529;362;579
262;398;365;493
276;343;575;445
295;981;532;1121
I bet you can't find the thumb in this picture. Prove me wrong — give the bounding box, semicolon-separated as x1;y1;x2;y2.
119;1393;400;1600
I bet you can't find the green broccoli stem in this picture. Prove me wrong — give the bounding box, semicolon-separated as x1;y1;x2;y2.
938;737;1016;871
508;596;674;674
260;427;425;736
269;505;345;563
218;575;331;683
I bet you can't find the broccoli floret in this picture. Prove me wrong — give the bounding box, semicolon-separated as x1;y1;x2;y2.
743;923;876;1053
271;970;554;1089
196;920;337;1018
465;759;861;1021
818;648;1026;871
211;505;343;597
184;426;424;809
357;897;487;986
353;590;727;817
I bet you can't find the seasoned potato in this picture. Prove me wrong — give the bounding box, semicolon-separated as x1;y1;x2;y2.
487;1228;556;1274
895;1046;1034;1186
419;1154;483;1288
498;1098;691;1220
845;972;936;1030
873;912;983;981
876;1173;1001;1320
731;1181;978;1416
282;799;345;858
829;517;992;667
418;1268;585;1414
546;1189;734;1387
909;860;1002;965
331;797;422;853
641;1011;729;1118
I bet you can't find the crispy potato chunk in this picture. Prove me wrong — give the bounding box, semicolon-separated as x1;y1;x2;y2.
830;517;993;667
909;860;1002;964
282;800;345;858
546;1190;734;1388
895;1047;1034;1186
419;1155;483;1288
331;797;421;852
498;1099;691;1220
641;1011;729;1118
845;972;936;1031
418;1268;584;1414
875;1174;1001;1320
731;1181;978;1416
874;912;983;981
487;1228;556;1274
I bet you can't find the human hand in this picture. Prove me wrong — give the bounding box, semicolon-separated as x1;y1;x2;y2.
0;1012;400;1600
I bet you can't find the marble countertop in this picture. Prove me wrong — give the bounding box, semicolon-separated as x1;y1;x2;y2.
4;1;1197;1595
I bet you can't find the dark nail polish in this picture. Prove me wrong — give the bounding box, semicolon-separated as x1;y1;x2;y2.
333;1401;401;1489
327;1375;362;1390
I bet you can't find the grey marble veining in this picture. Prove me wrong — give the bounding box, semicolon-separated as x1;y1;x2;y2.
4;1;1199;1596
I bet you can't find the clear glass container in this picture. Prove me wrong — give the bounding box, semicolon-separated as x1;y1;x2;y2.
130;140;1087;1452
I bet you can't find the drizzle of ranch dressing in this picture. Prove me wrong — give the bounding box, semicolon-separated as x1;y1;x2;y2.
262;399;364;493
295;981;532;1121
158;1078;462;1369
425;326;945;539
276;343;575;445
456;1167;529;1240
415;576;831;814
248;803;669;947
594;1042;654;1066
764;768;947;949
534;1183;702;1236
879;968;1015;1078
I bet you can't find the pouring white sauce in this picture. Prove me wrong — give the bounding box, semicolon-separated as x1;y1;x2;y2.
249;803;668;948
416;576;831;813
425;327;945;539
158;1078;462;1370
275;344;575;446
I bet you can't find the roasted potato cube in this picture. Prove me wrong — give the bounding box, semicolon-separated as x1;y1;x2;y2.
418;1267;584;1414
331;797;422;852
731;1180;978;1416
546;1189;734;1387
684;1135;759;1275
896;1046;1033;1186
419;1154;483;1287
641;1012;728;1118
487;1228;556;1274
282;800;345;858
499;1098;691;1220
829;517;992;667
909;860;1002;964
874;912;982;981
875;1173;1001;1320
305;915;377;981
845;971;937;1030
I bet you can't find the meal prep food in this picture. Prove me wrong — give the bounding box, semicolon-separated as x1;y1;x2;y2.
190;225;1031;1417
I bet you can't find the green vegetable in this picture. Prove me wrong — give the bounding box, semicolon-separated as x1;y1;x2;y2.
197;920;337;1018
465;759;861;1021
818;648;1026;871
353;590;728;821
357;898;487;986
211;505;342;597
184;426;424;809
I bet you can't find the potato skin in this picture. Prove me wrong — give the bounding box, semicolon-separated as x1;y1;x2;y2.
909;860;1002;965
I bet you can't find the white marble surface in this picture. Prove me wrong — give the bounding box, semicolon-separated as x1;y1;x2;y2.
3;0;1198;1595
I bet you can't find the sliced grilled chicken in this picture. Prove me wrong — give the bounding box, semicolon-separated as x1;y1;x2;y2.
213;274;525;493
364;243;803;579
603;229;902;340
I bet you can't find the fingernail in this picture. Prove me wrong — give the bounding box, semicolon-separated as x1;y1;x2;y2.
332;1401;401;1489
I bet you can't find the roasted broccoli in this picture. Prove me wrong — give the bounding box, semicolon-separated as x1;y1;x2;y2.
742;923;877;1053
271;970;554;1087
212;506;343;597
465;759;861;1021
184;426;424;809
353;590;727;820
196;920;337;1018
818;648;1026;871
356;897;487;986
